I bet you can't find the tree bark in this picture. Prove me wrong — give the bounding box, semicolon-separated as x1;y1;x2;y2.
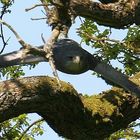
0;74;140;139
69;0;140;28
1;0;140;139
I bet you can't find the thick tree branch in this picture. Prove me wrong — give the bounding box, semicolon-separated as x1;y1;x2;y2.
69;0;139;28
0;47;46;67
1;1;140;139
0;75;140;139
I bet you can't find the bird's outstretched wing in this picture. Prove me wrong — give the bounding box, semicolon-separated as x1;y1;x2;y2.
0;39;140;97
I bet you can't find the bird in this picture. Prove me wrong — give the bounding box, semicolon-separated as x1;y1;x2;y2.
52;39;140;97
52;39;95;74
0;39;140;97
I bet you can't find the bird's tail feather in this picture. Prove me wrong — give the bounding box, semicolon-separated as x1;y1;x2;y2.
93;62;140;97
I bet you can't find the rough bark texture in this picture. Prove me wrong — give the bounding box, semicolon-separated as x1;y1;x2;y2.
1;0;140;139
0;74;140;139
68;0;140;28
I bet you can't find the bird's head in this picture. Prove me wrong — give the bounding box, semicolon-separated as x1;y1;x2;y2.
53;39;91;74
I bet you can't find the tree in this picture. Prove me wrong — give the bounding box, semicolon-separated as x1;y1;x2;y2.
0;0;140;139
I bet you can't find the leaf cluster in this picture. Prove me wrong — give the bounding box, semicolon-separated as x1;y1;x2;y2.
77;20;140;139
0;114;44;140
78;19;140;76
0;2;140;140
0;66;25;79
0;0;13;6
108;121;140;140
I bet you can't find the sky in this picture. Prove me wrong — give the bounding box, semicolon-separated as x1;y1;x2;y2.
0;0;128;139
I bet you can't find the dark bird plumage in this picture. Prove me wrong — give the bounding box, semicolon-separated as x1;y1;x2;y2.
0;39;140;97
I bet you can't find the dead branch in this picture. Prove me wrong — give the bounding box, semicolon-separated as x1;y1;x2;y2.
25;4;48;12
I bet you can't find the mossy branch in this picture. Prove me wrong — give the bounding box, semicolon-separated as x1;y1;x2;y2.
0;74;140;139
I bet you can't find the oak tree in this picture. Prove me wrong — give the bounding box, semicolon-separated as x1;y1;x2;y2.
1;0;140;139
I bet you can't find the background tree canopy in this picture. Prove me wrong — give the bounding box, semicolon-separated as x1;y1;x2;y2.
0;0;140;139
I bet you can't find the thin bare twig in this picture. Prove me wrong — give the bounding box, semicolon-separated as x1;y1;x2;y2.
18;118;44;140
0;37;10;54
79;29;140;60
31;17;47;21
25;4;48;12
0;3;63;87
0;5;9;54
0;19;30;49
0;19;48;61
78;30;121;43
40;0;49;14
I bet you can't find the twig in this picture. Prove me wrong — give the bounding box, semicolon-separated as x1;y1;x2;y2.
40;0;49;14
31;17;47;21
39;0;68;87
79;30;140;61
0;19;30;49
25;4;48;12
0;5;9;54
45;28;60;47
0;19;62;86
42;31;61;87
0;37;10;54
78;30;121;43
0;4;63;87
0;19;47;61
18;118;44;140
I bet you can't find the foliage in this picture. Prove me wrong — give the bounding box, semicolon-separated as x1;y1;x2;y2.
0;114;44;140
0;66;25;79
108;121;140;140
0;1;140;140
77;19;140;139
78;19;140;76
0;0;12;6
0;64;44;140
0;2;43;139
